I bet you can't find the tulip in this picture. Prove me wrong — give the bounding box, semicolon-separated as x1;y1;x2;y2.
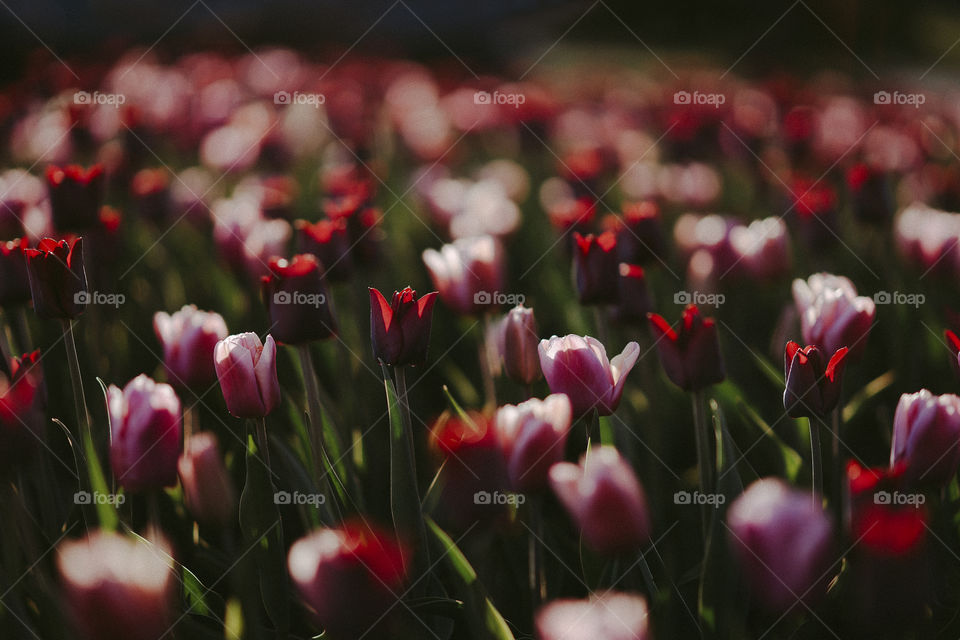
0;350;43;470
946;329;960;379
262;254;337;344
792;273;875;360
288;522;408;639
647;304;725;391
494;394;572;492
368;286;438;366
130;168;170;224
296;217;353;281
46;164;105;231
572;231;619;305
0;238;31;308
616;200;666;266
422;235;505;315
108;375;181;492
615;263;653;322
890;389;960;487
535;592;651;640
178;432;235;526
23;237;87;319
549;446;651;555
495;304;541;385
214;333;281;418
726;478;834;612
538;335;639;416
847;163;894;225
153;305;228;389
782;341;848;419
57;530;175;640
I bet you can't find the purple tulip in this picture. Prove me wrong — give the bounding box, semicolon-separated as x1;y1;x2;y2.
422;235;505;315
178;432;236;526
494;394;572;492
792;273;875;360
891;389;960;487
153;305;228;390
495;304;541;385
538;335;639;416
536;591;651;640
213;333;281;418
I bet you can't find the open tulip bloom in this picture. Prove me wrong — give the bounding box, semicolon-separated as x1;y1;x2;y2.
538;335;639;417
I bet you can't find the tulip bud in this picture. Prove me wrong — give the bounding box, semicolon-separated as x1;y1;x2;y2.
214;333;281;419
296;217;354;281
178;432;235;526
792;273;875;360
288;522;408;639
782;341;848;419
616;200;666;266
549;446;651;555
130;168;171;224
614;263;652;322
494;394;572;492
108;375;181;492
46;164;105;231
369;286;438;366
726;478;834;612
0;350;44;470
23;237;88;319
153;305;228;390
57;530;175;640
536;592;651;640
647;304;725;391
422;235;505;315
890;389;960;487
572;231;619;305
538;335;639;416
262;254;337;344
0;238;31;308
496;304;541;385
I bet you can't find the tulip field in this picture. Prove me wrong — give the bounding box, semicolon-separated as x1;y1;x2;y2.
4;25;960;640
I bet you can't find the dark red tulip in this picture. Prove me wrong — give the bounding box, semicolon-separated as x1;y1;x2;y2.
0;350;44;469
296;218;353;281
647;305;725;391
23;237;87;319
616;201;666;265
130;168;170;224
369;287;437;367
46;164;105;231
614;263;653;322
0;238;31;307
847;163;894;225
262;254;337;344
573;231;619;305
782;341;848;419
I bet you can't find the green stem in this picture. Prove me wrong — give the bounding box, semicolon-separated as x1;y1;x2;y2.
297;345;340;522
637;550;658;600
395;366;430;571
691;389;713;537
62;319;90;441
256;416;271;472
810;417;823;504
479;315;496;410
830;407;842;525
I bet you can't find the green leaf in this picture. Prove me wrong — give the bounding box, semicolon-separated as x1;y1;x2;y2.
182;565;213;617
734;399;803;482
842;369;895;423
82;424;119;532
224;598;244;640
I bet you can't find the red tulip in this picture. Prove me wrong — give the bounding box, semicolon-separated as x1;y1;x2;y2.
572;231;619;305
782;341;848;418
153;305;228;389
494;394;572;492
23;237;88;319
538;335;639;416
262;254;337;344
368;286;438;366
214;333;281;419
0;350;43;469
46;164;105;231
890;389;960;487
647;304;725;391
536;592;651;640
178;432;235;526
0;238;31;307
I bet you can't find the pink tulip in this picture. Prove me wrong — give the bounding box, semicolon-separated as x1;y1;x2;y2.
213;333;281;418
726;478;834;612
495;304;541;385
494;394;572;492
422;234;505;315
153;305;228;389
536;591;651;640
178;432;236;526
538;335;639;416
108;375;181;492
549;446;651;555
891;389;960;487
792;273;875;360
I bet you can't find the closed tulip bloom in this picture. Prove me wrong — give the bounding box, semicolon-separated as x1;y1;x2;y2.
0;350;44;470
647;304;725;391
46;164;105;231
615;263;653;322
57;531;175;640
108;375;181;492
890;389;960;487
792;273;875;360
782;341;848;418
494;394;572;492
296;217;353;281
178;432;235;526
573;231;619;305
369;286;438;366
24;237;88;319
153;305;228;389
536;592;651;640
727;478;834;612
288;522;408;639
422;235;505;315
617;200;666;266
262;254;337;344
549;446;651;555
0;238;31;307
497;304;541;385
538;335;639;416
214;333;281;418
